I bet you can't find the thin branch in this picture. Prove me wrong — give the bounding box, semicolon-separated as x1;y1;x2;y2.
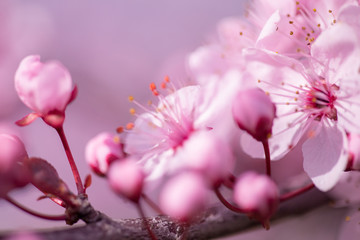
0;188;329;240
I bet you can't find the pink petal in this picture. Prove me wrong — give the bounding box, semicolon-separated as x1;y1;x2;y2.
302;122;348;192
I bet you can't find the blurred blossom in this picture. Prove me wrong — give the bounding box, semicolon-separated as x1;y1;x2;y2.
159;171;208;222
85;132;124;176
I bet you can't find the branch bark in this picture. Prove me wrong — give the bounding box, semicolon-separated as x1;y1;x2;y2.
0;188;330;240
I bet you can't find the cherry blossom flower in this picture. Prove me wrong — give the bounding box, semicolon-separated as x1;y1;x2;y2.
241;19;360;191
123;83;234;183
14;55;77;128
85;132;124;176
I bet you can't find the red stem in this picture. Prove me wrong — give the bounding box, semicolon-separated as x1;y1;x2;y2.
5;196;67;221
141;193;163;215
136;202;157;240
56;126;85;194
214;187;248;214
262;140;271;176
280;183;315;202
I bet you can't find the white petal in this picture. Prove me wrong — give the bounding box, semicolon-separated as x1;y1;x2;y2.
302;122;348;192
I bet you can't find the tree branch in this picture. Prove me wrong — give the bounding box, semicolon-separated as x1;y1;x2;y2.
0;188;330;240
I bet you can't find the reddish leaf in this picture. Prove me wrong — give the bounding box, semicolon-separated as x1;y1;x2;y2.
84;174;92;191
25;157;76;206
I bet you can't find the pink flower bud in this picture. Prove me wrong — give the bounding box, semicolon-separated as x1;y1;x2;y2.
85;132;125;176
176;131;234;187
159;172;208;222
108;158;144;203
347;133;360;170
232;88;276;142
233;172;278;228
14;55;75;127
0;134;29;197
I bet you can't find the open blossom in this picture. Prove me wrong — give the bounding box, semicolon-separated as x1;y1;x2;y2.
14;55;76;127
241;19;360;191
0;134;29;197
123;83;233;183
85;132;124;176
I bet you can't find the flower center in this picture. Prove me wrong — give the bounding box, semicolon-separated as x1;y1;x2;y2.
303;80;338;121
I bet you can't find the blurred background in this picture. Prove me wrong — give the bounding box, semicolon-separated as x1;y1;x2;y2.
0;1;357;239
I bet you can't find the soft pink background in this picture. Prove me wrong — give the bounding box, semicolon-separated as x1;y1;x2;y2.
0;1;352;239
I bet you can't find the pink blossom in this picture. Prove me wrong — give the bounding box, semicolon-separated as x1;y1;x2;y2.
107;158;144;203
124;85;219;182
159;171;208;222
242;20;360;191
85;132;125;176
233;171;278;228
232;88;276;142
14;55;76;127
0;134;29;197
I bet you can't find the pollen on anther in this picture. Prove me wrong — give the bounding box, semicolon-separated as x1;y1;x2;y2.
116;126;124;133
113;136;121;144
150;82;157;91
129;108;136;115
128;96;134;102
126;122;135;130
161;82;167;89
313;8;317;12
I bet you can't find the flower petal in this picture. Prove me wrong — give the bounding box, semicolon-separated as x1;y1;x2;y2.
302;121;348;192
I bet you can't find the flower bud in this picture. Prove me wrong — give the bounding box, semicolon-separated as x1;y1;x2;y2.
159;172;208;222
232;88;276;142
347;133;360;170
0;134;30;197
85;132;124;176
233;171;278;228
14;55;75;127
175;130;234;187
108;158;144;203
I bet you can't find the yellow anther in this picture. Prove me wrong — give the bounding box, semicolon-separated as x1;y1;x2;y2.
113;136;121;143
290;31;294;35
129;108;136;115
240;31;243;36
312;97;316;103
313;8;317;12
128;96;134;102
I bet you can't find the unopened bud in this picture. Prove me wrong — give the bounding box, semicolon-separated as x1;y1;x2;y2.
347;133;360;170
14;55;75;127
85;132;124;176
108;158;144;203
159;172;208;222
232;88;276;141
233;171;278;228
0;134;29;197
